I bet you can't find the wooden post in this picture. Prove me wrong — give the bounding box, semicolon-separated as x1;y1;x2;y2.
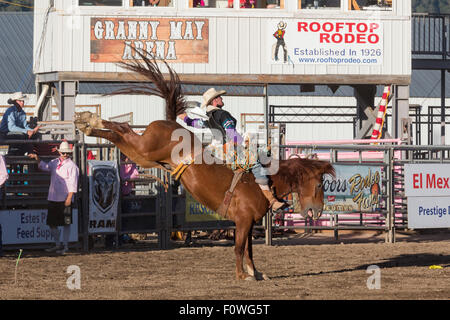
264;84;273;246
385;148;395;243
265;211;272;246
115;146;121;248
158;169;171;249
80;138;90;252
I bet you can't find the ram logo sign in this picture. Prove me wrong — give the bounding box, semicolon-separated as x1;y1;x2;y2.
88;161;120;233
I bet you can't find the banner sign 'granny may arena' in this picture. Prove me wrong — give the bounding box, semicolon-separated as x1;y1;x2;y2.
90;18;209;63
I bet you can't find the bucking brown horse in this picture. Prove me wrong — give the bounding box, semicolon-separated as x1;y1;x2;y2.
74;56;335;281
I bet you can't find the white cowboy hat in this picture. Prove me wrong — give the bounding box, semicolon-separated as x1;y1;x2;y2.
8;92;28;104
57;141;73;153
277;21;287;30
201;88;226;108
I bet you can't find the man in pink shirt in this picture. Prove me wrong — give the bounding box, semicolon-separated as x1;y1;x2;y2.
0;155;8;256
28;141;79;255
0;154;8;197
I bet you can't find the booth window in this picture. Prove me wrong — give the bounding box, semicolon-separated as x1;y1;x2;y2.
189;0;284;9
299;0;341;9
79;0;123;5
130;0;173;6
349;0;392;10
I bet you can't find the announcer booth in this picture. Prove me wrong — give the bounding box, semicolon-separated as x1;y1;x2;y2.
32;0;412;248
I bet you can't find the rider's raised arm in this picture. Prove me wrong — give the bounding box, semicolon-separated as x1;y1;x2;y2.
183;115;206;129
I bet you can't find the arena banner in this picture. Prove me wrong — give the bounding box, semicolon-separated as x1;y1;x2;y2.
404;164;450;228
185;193;225;222
268;19;383;65
323;165;382;213
0;209;78;245
90;18;209;63
404;164;450;197
88;161;120;234
407;197;450;229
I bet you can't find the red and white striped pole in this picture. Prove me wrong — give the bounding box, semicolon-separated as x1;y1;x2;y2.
371;85;392;140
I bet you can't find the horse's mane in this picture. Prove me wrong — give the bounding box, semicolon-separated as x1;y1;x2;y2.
109;48;187;121
275;158;336;188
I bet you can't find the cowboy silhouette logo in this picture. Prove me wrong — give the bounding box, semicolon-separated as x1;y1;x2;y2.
272;21;288;63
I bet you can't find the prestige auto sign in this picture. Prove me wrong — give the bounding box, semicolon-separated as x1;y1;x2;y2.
268;19;383;65
404;164;450;229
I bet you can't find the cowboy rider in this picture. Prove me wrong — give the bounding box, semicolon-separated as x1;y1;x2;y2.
178;88;286;212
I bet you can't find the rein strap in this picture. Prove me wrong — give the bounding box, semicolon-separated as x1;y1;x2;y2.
216;169;245;218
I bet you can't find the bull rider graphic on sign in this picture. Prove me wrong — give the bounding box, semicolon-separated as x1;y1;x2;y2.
272;21;288;63
88;161;120;233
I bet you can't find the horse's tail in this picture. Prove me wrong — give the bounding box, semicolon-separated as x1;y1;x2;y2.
110;47;186;121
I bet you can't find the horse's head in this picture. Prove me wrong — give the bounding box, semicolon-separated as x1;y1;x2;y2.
275;158;335;220
294;163;332;220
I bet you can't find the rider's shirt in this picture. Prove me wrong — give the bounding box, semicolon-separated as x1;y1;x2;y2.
206;107;241;144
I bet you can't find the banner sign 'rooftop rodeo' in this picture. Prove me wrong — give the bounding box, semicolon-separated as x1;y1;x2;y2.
90;18;209;63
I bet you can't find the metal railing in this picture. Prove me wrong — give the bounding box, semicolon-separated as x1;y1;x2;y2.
3;136;450;250
269;143;450;244
412;13;450;58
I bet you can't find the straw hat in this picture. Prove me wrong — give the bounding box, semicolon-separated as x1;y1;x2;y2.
57;141;73;153
7;92;28;104
201;88;226;108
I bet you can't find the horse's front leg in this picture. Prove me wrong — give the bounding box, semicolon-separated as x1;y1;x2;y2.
244;225;270;281
234;219;254;281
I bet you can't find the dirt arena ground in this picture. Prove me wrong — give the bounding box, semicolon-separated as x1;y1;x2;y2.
0;230;449;300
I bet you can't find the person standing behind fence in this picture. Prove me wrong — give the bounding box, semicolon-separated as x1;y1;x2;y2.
28;141;79;255
120;153;139;196
0;154;9;256
0;92;41;155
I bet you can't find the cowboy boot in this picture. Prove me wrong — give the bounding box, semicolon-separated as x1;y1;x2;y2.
261;190;287;212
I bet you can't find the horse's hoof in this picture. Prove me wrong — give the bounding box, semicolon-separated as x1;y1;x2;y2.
84;126;93;136
74;120;93;136
254;272;270;281
74;120;86;130
75;111;93;122
244;275;256;281
88;114;104;129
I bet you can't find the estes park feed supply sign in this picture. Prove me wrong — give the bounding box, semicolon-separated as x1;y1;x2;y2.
269;19;383;65
91;18;209;63
0;209;78;245
404;164;450;229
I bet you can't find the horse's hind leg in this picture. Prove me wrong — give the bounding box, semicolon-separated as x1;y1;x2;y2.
244;225;269;281
83;128;121;143
102;120;135;135
75;111;105;131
